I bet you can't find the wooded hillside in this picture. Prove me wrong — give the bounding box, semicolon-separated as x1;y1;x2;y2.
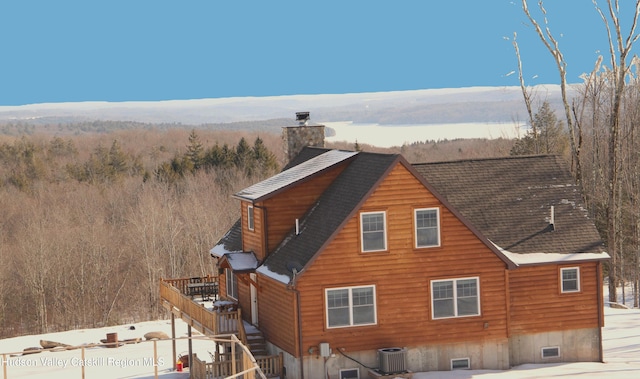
0;124;519;338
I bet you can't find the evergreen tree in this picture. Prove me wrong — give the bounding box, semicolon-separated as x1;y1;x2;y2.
186;129;204;171
511;101;569;156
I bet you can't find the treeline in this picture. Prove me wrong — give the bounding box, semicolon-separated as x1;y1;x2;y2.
0;131;279;192
0;118;292;136
0;129;281;337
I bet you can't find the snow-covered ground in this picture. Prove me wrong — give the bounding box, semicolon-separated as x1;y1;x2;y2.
0;286;638;378
324;121;527;148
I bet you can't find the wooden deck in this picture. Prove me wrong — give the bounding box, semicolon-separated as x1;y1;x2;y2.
160;277;283;378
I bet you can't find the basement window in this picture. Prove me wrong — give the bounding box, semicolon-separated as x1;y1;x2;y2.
339;368;360;379
451;358;470;370
541;346;560;359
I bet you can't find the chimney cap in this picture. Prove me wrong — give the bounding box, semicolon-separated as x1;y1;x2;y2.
296;112;310;124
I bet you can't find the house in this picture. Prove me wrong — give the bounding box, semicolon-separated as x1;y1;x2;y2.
210;121;608;379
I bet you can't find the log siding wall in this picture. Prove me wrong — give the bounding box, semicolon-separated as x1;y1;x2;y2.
508;262;601;335
294;164;510;354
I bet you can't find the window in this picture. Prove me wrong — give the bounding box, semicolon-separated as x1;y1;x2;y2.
451;358;470;370
226;269;238;299
360;211;387;252
431;277;480;319
415;208;440;248
541;346;560;358
247;205;254;231
339;368;360;379
561;267;580;293
326;285;376;328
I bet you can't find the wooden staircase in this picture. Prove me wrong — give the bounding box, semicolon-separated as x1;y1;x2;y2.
245;326;269;357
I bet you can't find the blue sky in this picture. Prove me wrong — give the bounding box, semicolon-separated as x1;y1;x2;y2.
0;1;626;106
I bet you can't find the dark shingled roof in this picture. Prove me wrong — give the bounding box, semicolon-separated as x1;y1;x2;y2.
258;150;400;281
210;219;242;257
412;155;604;255
214;150;606;284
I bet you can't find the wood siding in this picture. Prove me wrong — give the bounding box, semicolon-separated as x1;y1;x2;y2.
240;164;347;261
262;163;347;254
508;262;601;335
256;274;299;356
295;163;510;354
241;202;266;260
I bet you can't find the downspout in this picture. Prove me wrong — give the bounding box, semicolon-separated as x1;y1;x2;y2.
294;286;305;379
597;261;604;362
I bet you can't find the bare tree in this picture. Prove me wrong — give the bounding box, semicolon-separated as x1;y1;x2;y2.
522;0;640;303
521;0;582;182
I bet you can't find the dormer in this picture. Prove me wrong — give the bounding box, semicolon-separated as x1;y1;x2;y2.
233;149;358;261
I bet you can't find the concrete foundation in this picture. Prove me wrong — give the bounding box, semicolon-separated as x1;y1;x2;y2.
271;339;510;379
271;328;600;379
509;327;601;366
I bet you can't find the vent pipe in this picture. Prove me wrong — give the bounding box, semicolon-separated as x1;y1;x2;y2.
549;206;555;231
295;218;300;235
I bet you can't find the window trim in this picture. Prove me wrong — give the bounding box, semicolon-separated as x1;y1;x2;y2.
414;207;441;248
431;277;481;320
560;267;580;293
247;205;255;231
325;285;377;329
339;368;360;379
451;357;471;370
541;346;560;359
226;269;238;300
360;211;387;252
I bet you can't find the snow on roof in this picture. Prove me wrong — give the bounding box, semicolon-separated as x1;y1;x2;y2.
256;265;291;285
233;149;357;202
491;241;610;266
225;252;259;272
209;243;241;258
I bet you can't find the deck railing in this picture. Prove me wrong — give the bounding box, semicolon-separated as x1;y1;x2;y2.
190;335;273;379
160;278;282;378
159;279;242;337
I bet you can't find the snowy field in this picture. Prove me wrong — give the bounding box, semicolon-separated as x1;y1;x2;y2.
0;286;638;378
324;121;527;148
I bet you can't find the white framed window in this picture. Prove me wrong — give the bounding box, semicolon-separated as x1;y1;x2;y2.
561;267;580;293
247;205;255;231
326;285;376;328
541;346;560;359
339;368;360;379
451;357;470;370
415;208;440;248
226;269;238;299
360;211;387;252
431;277;480;319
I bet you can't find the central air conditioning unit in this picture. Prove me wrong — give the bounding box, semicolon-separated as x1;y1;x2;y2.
378;347;407;374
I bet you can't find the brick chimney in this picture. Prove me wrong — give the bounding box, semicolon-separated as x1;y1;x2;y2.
282;112;325;162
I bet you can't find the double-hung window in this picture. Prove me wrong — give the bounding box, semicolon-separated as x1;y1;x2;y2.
415;208;440;248
226;269;238;299
431;277;480;319
361;211;387;252
247;205;255;231
561;267;580;293
326;285;376;328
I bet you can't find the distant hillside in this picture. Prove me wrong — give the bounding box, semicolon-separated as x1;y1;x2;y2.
0;85;570;128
